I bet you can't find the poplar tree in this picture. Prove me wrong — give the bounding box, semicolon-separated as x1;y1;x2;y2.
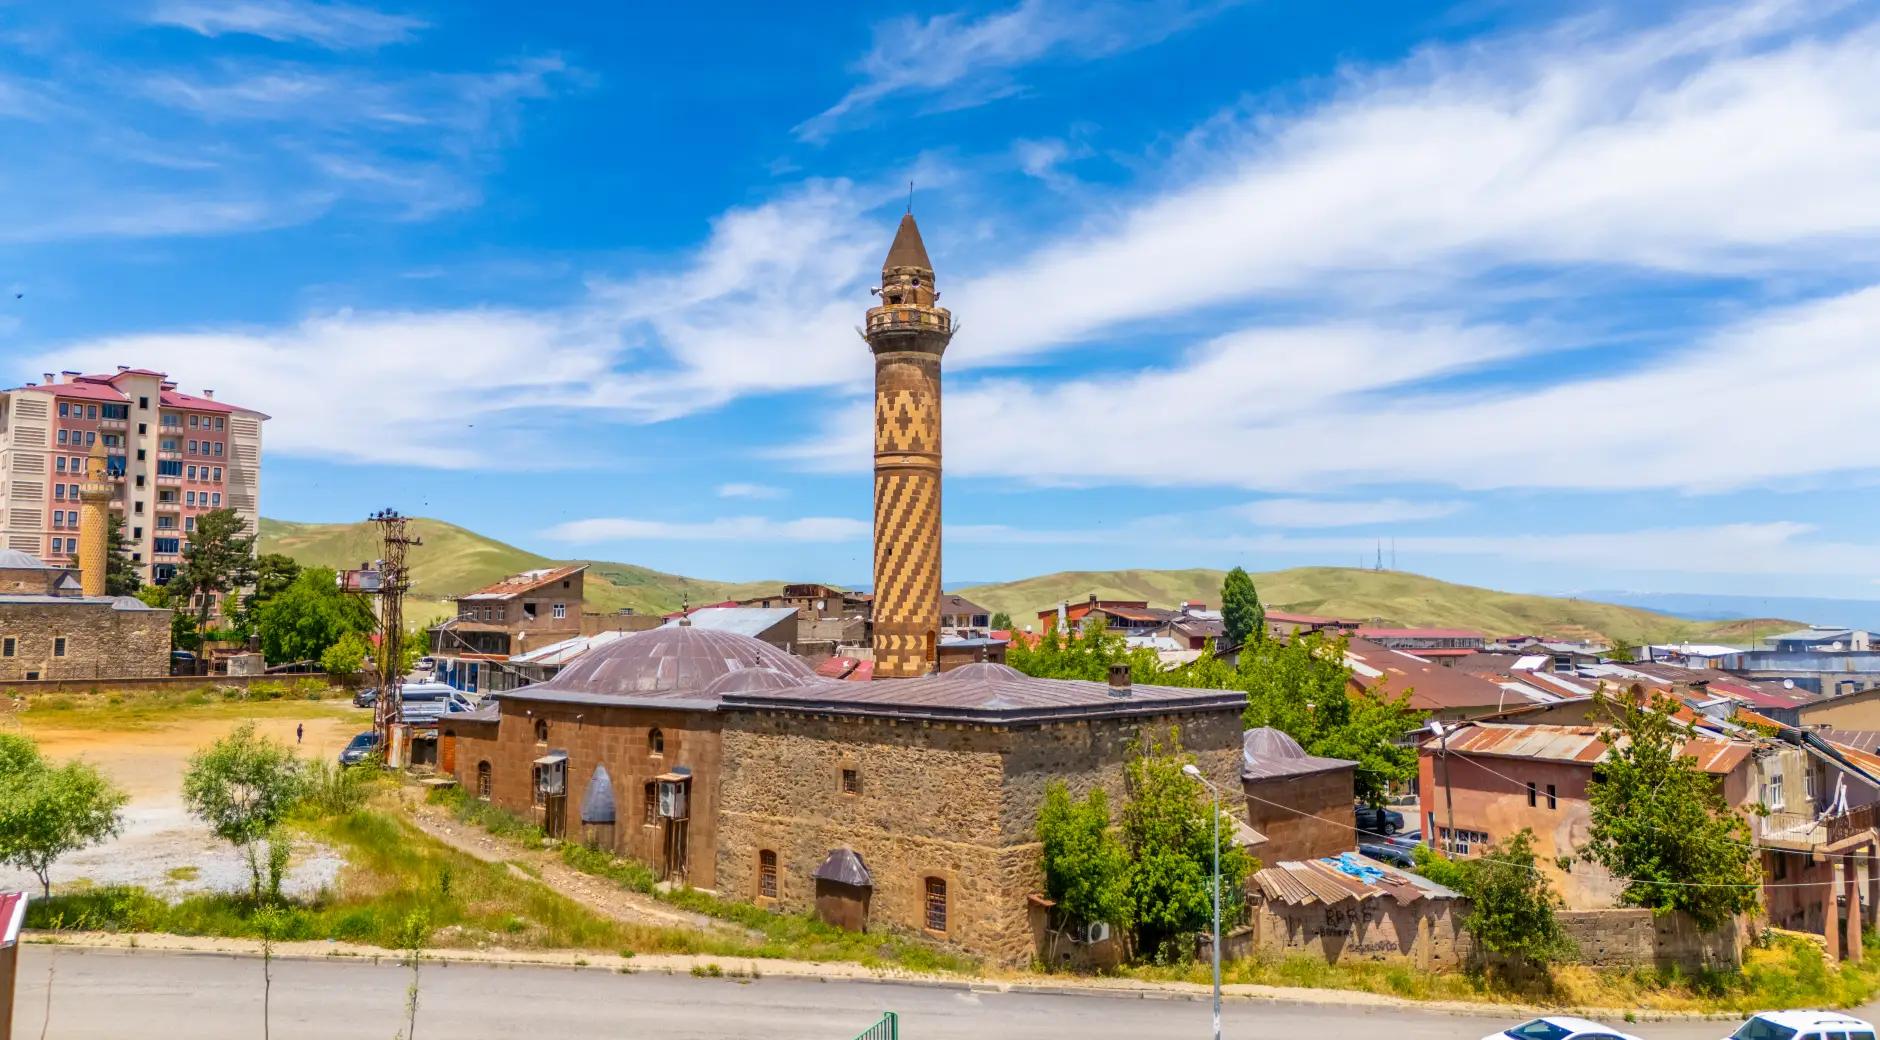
1221;567;1263;648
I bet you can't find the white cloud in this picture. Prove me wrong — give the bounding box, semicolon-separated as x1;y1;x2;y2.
796;0;1232;140
148;0;426;49
1238;498;1465;528
544;516;869;544
716;483;786;500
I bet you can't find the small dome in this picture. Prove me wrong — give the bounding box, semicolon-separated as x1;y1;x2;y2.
1243;727;1309;761
943;662;1025;681
542;625;813;696
701;666;809;697
0;549;51;569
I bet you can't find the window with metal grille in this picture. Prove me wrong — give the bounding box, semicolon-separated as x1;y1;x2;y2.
52;636;66;658
643;782;658;826
476;762;491;800
758;850;778;899
841;768;860;795
924;877;947;933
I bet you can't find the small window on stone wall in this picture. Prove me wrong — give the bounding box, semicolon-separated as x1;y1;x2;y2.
477;761;492;800
841;768;860;795
52;636;66;658
648;727;664;754
924;877;948;933
1;636;14;657
534;718;549;743
758;850;778;899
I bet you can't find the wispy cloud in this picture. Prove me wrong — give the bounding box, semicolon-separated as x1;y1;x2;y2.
1238;498;1465;528
716;483;786;500
148;0;426;50
795;0;1234;141
544;516;870;544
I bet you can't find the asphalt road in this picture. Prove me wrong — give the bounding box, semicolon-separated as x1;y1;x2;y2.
0;945;1811;1040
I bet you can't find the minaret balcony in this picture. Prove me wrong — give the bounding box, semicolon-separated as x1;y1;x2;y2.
866;309;952;335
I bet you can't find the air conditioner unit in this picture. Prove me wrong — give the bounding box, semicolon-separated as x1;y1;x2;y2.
533;758;566;797
1075;921;1112;945
657;780;688;820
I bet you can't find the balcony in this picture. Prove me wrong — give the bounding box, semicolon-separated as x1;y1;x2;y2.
864;308;952;335
98;418;126;431
1757;802;1880;850
1829;803;1880;845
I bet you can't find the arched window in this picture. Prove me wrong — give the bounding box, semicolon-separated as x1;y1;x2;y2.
476;761;491;800
648;727;664;754
758;850;778;899
923;877;948;933
534;718;549;743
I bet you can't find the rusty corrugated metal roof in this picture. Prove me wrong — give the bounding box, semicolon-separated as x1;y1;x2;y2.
1250;858;1460;906
1443;722;1753;774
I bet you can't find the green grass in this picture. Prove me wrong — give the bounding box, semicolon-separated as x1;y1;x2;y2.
957;565;1798;645
429;788;978;974
10;680;350;732
1123;932;1880;1013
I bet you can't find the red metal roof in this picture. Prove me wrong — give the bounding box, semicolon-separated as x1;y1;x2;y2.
460;563;587;601
1357;627;1483;639
160;388;243;414
1440;722;1753;775
1266;609;1351;625
10;381;125;402
1346;638;1523;710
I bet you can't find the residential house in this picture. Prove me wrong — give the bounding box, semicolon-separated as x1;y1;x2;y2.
937;594;991;637
1263;610;1359;639
1768;627;1873;653
1355;627;1484;662
1240;727;1356;863
661;607;798;652
433;564;587;694
1346;638;1554;721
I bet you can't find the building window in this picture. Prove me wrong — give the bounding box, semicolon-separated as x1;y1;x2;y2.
476;762;492;800
534;718;549;743
213;467;222;481
841;768;860;795
4;636;17;657
52;637;66;658
216;417;224;429
215;442;223;456
1766;772;1786;811
924;877;948;933
57;430;67;445
648;728;664;754
758;850;778;899
1805;769;1816;802
1545;784;1557;809
190;415;199;428
1526;782;1536;808
643;782;658;826
58;403;67;417
552;603;566;620
55;457;66;473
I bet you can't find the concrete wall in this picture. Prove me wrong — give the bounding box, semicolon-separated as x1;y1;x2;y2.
1798;688;1880;729
1244;767;1355;864
0;672;326;695
0;600;170;680
1235;896;1465;969
1557;909;1745;970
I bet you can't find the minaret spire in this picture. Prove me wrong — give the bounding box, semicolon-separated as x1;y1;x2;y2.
865;213;952;678
77;440;112;598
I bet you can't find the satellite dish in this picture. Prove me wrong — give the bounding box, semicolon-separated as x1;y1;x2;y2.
1784;679;1796;689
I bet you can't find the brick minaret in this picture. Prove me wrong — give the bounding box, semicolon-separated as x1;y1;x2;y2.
78;441;112;597
866;214;952;678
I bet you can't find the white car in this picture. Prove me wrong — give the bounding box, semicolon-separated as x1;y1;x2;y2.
1727;1011;1878;1040
1486;1017;1642;1040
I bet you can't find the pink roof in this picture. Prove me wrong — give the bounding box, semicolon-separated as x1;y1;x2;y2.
160;389;243;415
10;381;126;402
1357;627;1483;639
1403;647;1477;658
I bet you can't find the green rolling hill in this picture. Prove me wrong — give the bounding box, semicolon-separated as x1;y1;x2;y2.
954;566;1795;646
259;518;1792;645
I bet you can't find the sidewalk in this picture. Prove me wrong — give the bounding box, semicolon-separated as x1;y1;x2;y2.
21;929;1742;1022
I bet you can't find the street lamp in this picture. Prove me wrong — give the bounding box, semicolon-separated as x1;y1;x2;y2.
1428;719;1453;856
1182;763;1222;1040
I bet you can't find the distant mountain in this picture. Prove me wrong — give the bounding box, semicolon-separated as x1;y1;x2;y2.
258;517;793;623
260;517;1798;645
955;566;1796;646
1575;590;1880;633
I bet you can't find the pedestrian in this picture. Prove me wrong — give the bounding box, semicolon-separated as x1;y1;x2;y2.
296;722;304;745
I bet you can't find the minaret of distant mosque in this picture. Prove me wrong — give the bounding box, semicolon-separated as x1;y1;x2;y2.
864;213;953;678
78;440;112;597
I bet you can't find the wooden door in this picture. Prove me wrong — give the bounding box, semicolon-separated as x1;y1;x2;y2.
439;735;456;776
544;794;566;839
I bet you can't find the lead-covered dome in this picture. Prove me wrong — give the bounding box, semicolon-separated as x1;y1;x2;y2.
701;666;813;698
942;662;1025;681
542;626;814;696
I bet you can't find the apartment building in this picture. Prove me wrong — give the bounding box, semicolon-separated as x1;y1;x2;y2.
0;368;266;584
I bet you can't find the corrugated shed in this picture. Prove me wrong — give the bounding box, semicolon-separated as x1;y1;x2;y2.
1250;858;1459;906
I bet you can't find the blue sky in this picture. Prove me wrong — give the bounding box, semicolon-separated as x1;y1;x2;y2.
5;0;1880;600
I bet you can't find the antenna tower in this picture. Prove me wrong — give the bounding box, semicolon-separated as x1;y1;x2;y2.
369;509;422;752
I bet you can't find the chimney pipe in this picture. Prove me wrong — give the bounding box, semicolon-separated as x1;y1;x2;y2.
41;372;53;384
201;389;214;399
1107;662;1132;694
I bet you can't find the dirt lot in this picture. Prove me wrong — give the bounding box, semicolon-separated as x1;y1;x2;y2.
0;702;361;898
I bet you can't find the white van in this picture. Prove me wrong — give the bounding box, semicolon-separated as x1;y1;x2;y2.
1727;1011;1878;1040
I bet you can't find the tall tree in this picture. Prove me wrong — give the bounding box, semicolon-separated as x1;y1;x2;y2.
1239;633;1423;806
0;735;129;897
182;723;306;902
1580;690;1761;927
989;611;1015;632
233;552;302;635
1220;567;1264;648
1037;781;1131;950
1119;732;1251;961
104;512;142;597
1454;829;1574;971
172;508;258;641
255;566;376;665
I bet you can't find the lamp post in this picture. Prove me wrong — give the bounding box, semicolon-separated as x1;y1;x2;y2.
1429;720;1453;855
1182;763;1222;1040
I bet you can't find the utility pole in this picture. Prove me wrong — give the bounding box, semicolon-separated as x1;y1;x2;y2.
369;509;421;758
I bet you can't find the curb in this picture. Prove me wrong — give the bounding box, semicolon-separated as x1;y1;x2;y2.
21;931;1748;1020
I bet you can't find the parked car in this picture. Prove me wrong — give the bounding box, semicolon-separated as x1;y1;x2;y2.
414;657;437;671
352;687;379;708
1485;1017;1642;1040
1355;804;1404;835
1358;842;1415;868
338;731;382;766
1726;1012;1877;1040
